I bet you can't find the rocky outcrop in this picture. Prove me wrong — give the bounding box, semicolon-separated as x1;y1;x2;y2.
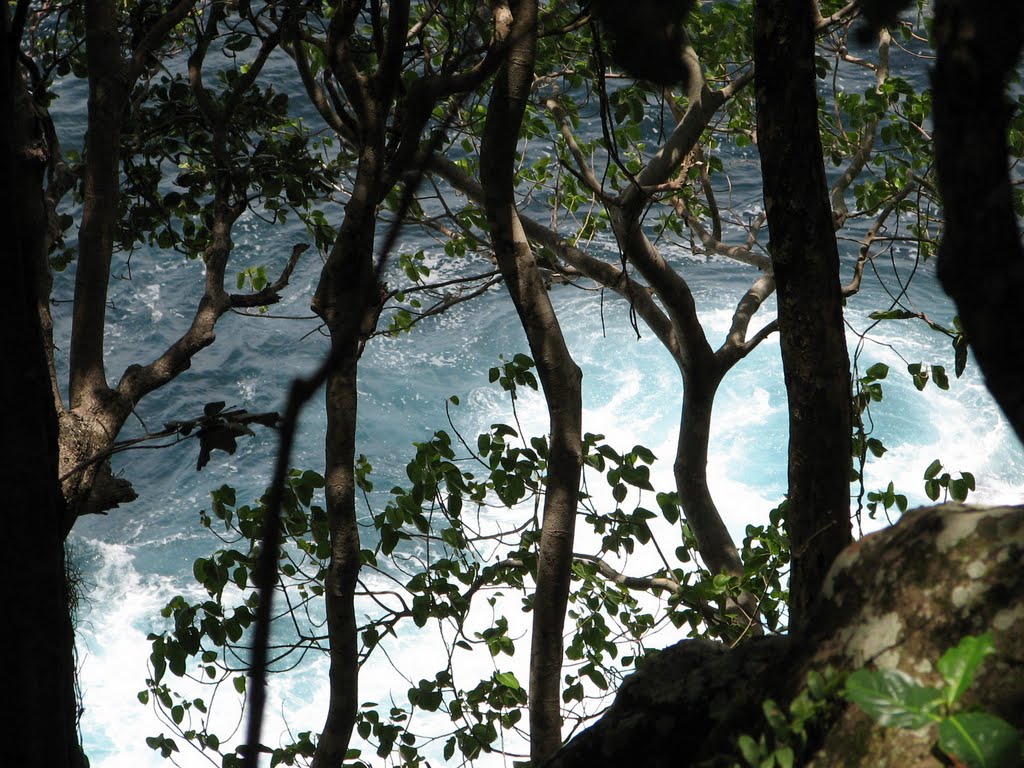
546;504;1024;767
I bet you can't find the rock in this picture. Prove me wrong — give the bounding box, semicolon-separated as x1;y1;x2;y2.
545;505;1024;768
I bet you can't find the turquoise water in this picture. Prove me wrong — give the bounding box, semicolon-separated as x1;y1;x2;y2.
48;47;1024;768
67;234;1024;766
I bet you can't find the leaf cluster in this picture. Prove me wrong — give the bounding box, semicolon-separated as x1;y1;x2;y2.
844;633;1022;768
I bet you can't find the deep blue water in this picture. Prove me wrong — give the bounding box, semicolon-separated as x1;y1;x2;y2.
46;36;1024;768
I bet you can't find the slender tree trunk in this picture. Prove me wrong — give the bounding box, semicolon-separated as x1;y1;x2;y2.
53;0;134;533
310;153;383;768
674;366;737;577
753;0;852;631
480;1;583;761
932;0;1024;445
316;354;363;768
303;3;409;762
71;0;124;410
2;11;82;764
675;364;765;636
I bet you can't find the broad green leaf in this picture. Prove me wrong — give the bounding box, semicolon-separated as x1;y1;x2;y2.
938;633;994;706
864;362;889;380
737;733;762;766
774;746;795;768
954;334;969;377
950;478;971;502
495;671;521;690
844;668;943;729
938;712;1021;768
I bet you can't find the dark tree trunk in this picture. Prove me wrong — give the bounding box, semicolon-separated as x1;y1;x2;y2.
932;0;1024;445
480;1;584;761
309;109;385;768
753;0;852;631
2;9;83;765
307;2;409;761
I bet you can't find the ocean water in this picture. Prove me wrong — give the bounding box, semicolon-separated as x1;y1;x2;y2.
47;34;1024;768
66;232;1024;767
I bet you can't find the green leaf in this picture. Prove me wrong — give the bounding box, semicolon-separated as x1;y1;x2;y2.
494;671;521;690
954;334;969;377
869;309;917;321
950;478;971;502
938;633;994;706
224;32;253;52
774;746;795;768
864;362;890;380
737;733;762;766
938;712;1022;768
632;444;657;464
844;668;943;729
924;459;943;480
908;363;929;390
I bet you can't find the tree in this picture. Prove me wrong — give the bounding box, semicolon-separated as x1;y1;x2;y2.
480;2;584;760
12;1;504;762
753;0;852;629
2;5;80;765
932;0;1024;443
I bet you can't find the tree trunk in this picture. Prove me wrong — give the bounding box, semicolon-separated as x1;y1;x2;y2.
56;0;200;532
71;0;124;410
315;354;363;768
753;0;852;631
2;12;83;764
480;1;584;761
674;367;737;578
309;142;385;768
932;0;1024;445
676;364;764;636
307;0;409;750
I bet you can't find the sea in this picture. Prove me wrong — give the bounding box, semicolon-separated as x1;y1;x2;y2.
45;29;1024;768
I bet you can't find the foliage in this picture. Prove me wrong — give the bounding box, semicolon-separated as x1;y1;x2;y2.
845;633;1023;768
922;459;976;504
140;357;786;764
731;669;846;768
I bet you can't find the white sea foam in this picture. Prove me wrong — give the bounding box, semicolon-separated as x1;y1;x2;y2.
76;541;185;767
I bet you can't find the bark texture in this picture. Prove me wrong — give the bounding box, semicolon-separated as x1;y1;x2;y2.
754;0;852;630
932;0;1024;445
545;504;1024;767
480;1;584;760
2;11;82;764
